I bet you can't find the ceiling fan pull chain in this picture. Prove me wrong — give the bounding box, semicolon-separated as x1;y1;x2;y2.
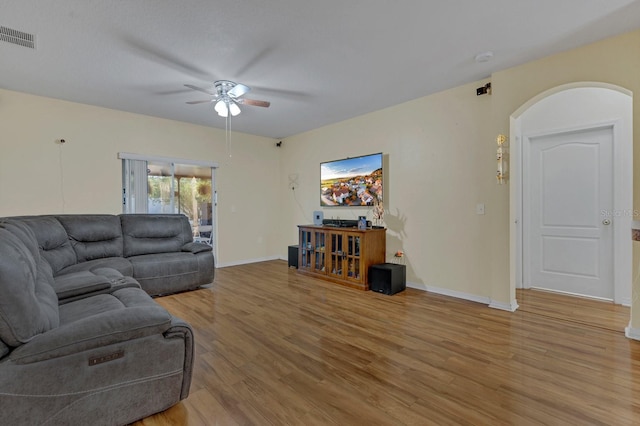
226;114;232;158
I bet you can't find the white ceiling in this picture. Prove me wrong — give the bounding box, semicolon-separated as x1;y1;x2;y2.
1;1;639;139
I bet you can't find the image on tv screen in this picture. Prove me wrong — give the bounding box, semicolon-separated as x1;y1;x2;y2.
320;153;383;207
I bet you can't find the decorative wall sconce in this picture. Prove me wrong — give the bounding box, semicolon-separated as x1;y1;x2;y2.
496;134;507;184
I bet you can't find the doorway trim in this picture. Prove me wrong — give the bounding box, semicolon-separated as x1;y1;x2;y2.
509;82;633;307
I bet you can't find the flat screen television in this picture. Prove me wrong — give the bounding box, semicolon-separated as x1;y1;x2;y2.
320;152;383;207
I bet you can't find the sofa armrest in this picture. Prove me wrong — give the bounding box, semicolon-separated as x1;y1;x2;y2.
9;306;172;364
182;242;212;254
53;272;112;300
164;317;195;399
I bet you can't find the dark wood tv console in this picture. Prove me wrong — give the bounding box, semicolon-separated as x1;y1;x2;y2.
297;225;386;290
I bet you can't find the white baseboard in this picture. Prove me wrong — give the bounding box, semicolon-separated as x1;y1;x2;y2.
217;255;281;268
408;281;519;312
408;281;491;305
406;281;428;292
625;324;640;341
489;299;520;312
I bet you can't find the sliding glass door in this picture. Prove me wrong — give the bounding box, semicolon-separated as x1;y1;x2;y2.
147;161;175;214
120;153;217;250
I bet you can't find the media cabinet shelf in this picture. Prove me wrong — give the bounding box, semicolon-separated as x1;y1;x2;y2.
297;225;386;290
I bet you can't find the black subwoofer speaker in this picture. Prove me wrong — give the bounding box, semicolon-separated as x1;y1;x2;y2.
288;245;299;269
370;263;406;295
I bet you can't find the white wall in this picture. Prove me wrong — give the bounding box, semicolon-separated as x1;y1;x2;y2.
0;88;281;267
279;80;500;302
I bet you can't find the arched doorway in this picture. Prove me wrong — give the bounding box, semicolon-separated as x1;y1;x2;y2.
510;83;633;309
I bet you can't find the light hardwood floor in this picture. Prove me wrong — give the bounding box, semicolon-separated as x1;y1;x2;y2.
134;260;640;425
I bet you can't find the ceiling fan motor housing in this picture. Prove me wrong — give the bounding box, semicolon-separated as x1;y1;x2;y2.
215;80;236;96
185;80;269;116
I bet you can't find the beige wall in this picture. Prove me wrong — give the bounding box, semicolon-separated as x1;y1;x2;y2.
280;79;498;302
280;29;640;313
0;88;281;266
1;28;638;322
491;29;640;323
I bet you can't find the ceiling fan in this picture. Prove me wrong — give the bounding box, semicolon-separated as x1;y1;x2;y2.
185;80;270;117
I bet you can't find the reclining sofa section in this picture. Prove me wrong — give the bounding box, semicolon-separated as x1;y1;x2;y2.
0;214;213;425
3;214;215;297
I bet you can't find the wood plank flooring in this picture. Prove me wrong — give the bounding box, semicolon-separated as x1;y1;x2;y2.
134;260;640;425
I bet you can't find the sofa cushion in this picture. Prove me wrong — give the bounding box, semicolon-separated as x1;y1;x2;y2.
58;293;125;324
53;268;141;305
56;215;124;262
0;227;59;347
53;272;112;300
120;214;193;257
128;252;200;295
12;288;173;364
57;256;133;277
5;216;77;275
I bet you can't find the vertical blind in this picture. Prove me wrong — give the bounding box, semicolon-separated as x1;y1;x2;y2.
122;158;148;214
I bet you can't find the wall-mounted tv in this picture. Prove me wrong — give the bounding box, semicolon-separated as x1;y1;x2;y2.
320;152;383;207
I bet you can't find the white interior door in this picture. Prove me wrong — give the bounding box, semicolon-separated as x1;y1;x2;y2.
511;84;632;308
524;126;613;299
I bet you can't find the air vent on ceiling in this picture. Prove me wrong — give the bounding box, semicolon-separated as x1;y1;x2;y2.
0;26;36;49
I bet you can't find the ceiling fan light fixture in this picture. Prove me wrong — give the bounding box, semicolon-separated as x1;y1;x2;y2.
214;99;228;117
186;80;268;120
229;102;241;117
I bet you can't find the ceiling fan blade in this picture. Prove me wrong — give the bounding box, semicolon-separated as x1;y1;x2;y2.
184;84;215;96
239;98;270;108
186;100;213;105
228;83;250;98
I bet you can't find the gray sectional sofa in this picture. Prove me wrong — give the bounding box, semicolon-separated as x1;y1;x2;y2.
8;213;215;297
0;214;215;425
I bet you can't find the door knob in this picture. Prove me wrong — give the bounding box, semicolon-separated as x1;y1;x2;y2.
603;219;611;225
